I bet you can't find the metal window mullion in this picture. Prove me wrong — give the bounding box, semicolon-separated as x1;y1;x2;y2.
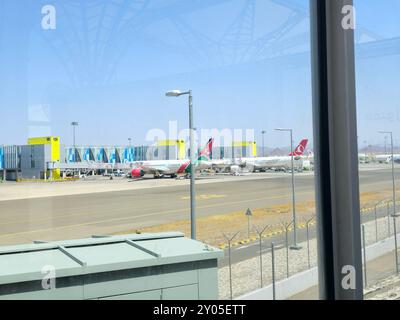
310;0;363;300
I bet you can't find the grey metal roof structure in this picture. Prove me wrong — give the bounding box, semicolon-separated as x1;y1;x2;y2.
0;232;223;300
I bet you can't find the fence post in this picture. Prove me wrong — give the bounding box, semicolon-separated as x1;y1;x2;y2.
281;220;294;278
362;225;367;288
223;232;240;300
306;221;310;269
387;201;391;237
306;216;315;269
374;203;378;243
286;227;289;278
393;217;399;274
254;225;271;289
271;242;276;300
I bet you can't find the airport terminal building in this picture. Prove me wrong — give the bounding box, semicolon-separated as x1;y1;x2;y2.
0;136;258;181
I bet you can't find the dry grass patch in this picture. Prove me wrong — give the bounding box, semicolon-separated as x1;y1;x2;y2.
115;189;395;247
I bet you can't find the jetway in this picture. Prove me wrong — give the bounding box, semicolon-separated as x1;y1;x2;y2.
1;145;21;181
65;145;183;164
49;161;134;171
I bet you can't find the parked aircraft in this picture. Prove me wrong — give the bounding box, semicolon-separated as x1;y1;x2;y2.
233;139;309;172
374;154;400;163
211;139;309;173
131;138;214;179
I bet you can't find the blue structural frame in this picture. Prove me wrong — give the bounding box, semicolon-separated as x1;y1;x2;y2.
66;147;137;163
123;147;135;163
109;149;116;164
83;148;94;161
67;148;76;163
0;147;3;169
96;148;108;163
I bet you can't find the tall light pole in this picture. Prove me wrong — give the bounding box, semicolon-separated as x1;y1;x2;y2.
71;122;79;162
166;90;197;239
261;130;266;157
379;131;397;217
128;138;132;147
385;136;388;154
275;128;300;249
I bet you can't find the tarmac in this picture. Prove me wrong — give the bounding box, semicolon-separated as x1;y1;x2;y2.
0;165;396;246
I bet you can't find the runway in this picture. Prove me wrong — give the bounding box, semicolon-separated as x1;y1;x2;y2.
0;166;396;246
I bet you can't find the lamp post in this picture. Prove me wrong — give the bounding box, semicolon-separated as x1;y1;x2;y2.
71;122;79;162
128;138;132;147
384;136;388;155
261;130;266;157
379;131;397;217
166;90;196;239
275;128;300;249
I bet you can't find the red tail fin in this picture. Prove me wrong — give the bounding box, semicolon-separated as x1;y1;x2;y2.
199;138;214;159
289;139;308;156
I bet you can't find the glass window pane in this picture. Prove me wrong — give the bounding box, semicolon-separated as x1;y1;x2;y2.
355;0;400;299
0;0;320;301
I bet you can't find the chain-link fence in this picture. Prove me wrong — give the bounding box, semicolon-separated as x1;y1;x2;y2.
218;200;400;300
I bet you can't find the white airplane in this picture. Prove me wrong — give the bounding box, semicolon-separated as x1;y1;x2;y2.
130;138;214;179
210;158;234;173
374;154;400;163
237;139;309;172
358;153;371;163
212;139;309;173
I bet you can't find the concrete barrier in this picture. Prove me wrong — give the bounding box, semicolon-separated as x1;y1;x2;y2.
237;267;318;300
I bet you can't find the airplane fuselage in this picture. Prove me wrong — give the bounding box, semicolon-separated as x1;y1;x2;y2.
238;156;302;171
134;159;211;177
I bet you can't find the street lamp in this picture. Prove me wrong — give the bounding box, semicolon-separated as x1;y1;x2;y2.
261;130;266;157
384;136;388;154
71;122;79;162
166;89;197;239
379;131;397;217
275;128;301;249
128;138;132;147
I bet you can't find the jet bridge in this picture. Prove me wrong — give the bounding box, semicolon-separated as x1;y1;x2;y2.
49;161;135;171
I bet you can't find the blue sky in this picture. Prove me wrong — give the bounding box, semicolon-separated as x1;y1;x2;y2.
0;0;399;148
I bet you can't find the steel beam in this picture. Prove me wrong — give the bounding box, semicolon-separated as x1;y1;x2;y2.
310;0;363;300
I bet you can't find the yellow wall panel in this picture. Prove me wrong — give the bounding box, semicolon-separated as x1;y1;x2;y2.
28;136;61;179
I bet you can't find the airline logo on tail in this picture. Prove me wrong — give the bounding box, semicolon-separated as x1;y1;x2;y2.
289;139;308;157
198;138;214;161
178;138;214;174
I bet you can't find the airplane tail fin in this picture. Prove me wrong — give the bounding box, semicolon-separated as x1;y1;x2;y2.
198;138;214;161
182;138;214;174
289;139;308;157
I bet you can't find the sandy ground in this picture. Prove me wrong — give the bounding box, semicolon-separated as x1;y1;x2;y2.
121;190;395;247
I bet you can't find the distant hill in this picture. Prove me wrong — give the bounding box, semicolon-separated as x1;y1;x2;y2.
360;145;400;154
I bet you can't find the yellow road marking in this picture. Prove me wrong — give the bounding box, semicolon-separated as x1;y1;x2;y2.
181;194;227;200
217;201;395;249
